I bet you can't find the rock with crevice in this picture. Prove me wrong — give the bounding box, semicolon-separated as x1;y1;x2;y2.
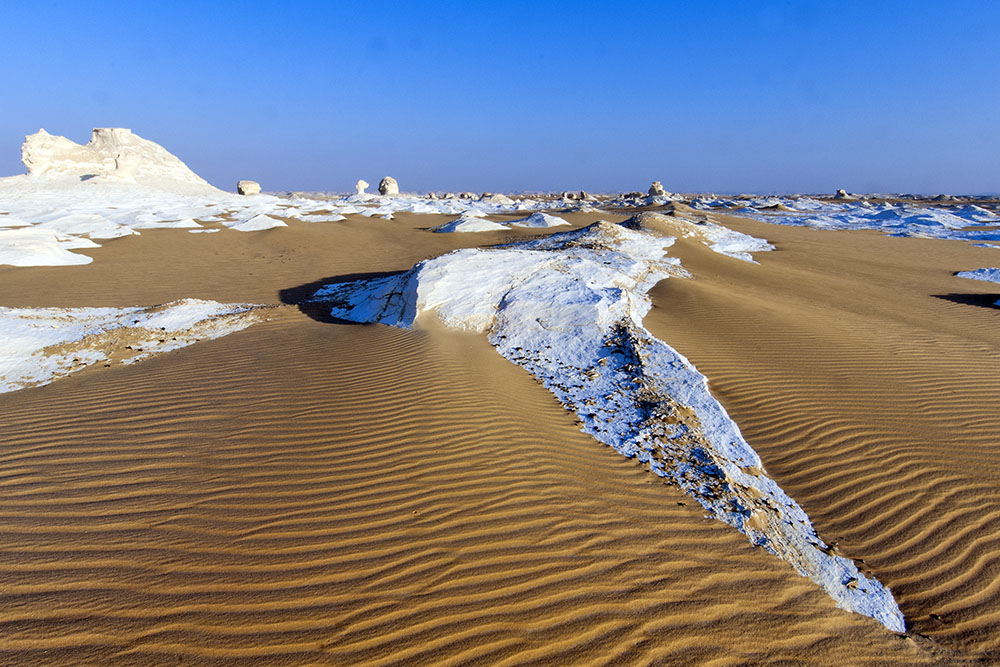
649;181;667;196
237;180;261;196
378;176;399;195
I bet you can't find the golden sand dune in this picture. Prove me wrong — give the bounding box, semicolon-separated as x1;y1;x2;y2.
0;211;994;664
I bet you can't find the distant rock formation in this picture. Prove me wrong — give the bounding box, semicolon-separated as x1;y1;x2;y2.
444;192;456;199
378;176;399;195
237;180;261;195
482;193;515;206
649;181;666;196
20;128;215;194
835;188;849;199
355;179;369;195
459;191;475;199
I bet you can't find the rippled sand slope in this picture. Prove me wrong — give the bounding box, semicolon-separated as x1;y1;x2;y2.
0;211;987;664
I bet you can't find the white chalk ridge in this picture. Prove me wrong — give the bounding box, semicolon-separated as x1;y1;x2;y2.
0;299;267;393
310;216;905;632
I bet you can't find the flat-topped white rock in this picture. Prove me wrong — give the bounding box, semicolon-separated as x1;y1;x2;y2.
237;180;261;195
20;128;216;194
378;176;399;195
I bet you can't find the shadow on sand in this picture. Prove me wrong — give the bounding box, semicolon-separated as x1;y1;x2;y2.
932;293;1000;310
279;271;406;324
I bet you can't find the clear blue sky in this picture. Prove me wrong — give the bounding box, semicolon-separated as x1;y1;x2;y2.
1;1;997;194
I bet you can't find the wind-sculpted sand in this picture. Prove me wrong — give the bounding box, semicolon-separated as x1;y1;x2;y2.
0;209;993;664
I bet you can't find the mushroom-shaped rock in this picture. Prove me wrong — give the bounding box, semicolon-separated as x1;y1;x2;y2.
355;179;369;195
237;180;261;195
378;176;399;195
649;181;666;196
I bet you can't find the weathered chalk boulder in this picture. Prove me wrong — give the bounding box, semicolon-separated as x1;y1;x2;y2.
835;188;849;199
378;176;399;195
459;191;475;199
237;180;261;195
649;181;666;196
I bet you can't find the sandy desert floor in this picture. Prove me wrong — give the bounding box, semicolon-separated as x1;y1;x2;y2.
2;208;999;665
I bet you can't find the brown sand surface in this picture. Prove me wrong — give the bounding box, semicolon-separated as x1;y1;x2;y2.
647;214;1000;661
0;210;990;664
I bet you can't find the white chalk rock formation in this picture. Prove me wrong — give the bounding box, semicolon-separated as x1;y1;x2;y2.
21;128;215;194
482;193;515;206
506;212;570;228
649;181;667;196
309;220;905;632
0;299;267;393
835;188;850;199
378;176;399;195
237;180;261;195
355;179;369;195
431;213;509;233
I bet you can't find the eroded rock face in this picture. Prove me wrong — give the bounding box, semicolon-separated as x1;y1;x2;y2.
21;128;213;192
355;179;369;195
237;180;261;195
649;181;666;196
378;176;399;195
835;188;849;199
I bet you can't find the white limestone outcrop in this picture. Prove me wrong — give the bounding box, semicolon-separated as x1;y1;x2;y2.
21;128;215;194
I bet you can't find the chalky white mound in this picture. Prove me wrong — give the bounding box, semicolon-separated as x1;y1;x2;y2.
21;127;217;193
956;268;1000;284
311;218;905;632
628;206;774;262
431;211;569;233
0;299;267;393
